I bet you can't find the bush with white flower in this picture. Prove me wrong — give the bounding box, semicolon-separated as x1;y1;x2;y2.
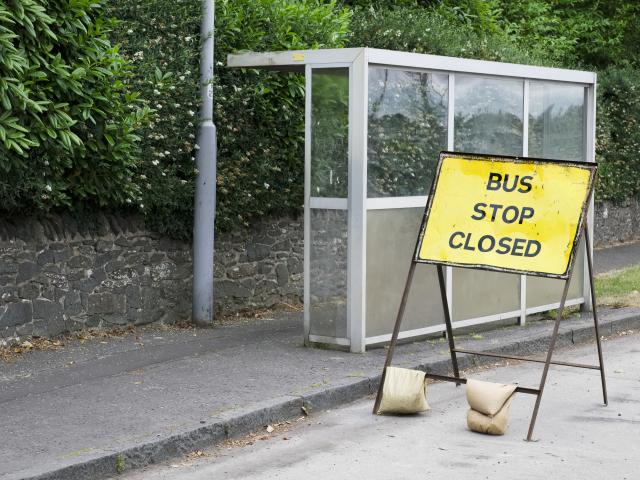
109;0;351;238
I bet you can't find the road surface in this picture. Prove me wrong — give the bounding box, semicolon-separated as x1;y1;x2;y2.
117;332;639;480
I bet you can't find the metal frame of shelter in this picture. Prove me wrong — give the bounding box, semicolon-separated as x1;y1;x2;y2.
228;48;598;354
372;152;607;441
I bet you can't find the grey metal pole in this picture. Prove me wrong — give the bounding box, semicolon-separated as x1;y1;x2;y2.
192;0;216;326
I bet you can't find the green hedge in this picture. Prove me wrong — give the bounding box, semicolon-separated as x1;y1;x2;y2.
2;1;638;236
108;0;351;237
0;0;149;213
596;67;640;202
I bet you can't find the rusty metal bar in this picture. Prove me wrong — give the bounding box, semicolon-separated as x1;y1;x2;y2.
526;274;572;441
453;348;601;370
584;223;608;405
372;261;417;414
437;264;460;383
425;373;540;395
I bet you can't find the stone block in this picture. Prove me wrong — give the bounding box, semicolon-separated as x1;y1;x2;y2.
53;247;73;263
16;261;39;283
227;264;256;279
216;280;252;299
255;279;279;296
257;262;273;275
276;263;289;287
33;298;63;319
88;293;126;315
125;285;142;309
36;249;55;266
0;301;32;328
18;282;40;300
0;260;18;275
96;240;114;252
0;287;18;302
287;257;303;275
104;259;126;273
151;262;176;280
246;243;271;262
68;255;93;269
272;239;291;251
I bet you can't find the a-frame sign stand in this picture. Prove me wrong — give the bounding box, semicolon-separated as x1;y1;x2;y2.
372;153;607;441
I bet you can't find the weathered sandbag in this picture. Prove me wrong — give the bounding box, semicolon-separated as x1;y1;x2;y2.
466;379;517;416
466;379;517;435
377;367;430;414
467;396;514;435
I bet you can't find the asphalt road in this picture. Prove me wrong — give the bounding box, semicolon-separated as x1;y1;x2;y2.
117;332;640;480
594;240;640;274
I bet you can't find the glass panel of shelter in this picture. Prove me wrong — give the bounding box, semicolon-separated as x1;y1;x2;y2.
526;82;587;310
308;68;350;339
362;68;589;340
452;75;524;321
365;67;449;339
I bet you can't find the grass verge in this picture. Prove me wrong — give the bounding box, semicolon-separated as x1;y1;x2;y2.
595;265;640;307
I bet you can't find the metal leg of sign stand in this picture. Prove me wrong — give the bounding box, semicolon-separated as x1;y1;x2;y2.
373;223;607;442
372;262;417;414
437;265;460;384
526;222;607;440
584;223;608;406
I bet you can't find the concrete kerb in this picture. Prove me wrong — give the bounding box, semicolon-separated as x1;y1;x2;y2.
22;310;640;480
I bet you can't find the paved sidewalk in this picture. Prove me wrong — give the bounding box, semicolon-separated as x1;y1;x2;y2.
1;306;639;480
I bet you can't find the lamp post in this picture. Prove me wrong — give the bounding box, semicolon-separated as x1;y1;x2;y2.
192;0;216;326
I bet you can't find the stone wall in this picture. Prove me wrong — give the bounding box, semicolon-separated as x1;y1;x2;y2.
0;214;303;342
0;199;637;341
594;199;640;247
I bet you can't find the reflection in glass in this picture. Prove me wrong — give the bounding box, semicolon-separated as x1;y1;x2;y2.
311;68;349;198
529;83;585;161
453;76;523;320
309;209;348;338
455;76;523;155
368;68;448;197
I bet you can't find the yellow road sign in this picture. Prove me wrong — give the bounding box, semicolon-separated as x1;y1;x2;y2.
415;152;596;278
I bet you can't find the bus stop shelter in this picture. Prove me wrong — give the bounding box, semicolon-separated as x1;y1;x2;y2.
228;48;596;353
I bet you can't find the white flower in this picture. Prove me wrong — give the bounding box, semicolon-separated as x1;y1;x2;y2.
263;182;270;189
185;36;192;42
153;89;161;95
43;160;49;166
126;198;132;204
152;160;160;166
45;184;52;192
188;110;195;117
140;204;144;209
164;150;170;155
127;29;133;34
179;76;185;81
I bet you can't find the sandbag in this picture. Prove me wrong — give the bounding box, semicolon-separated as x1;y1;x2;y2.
467;396;514;435
377;367;430;414
466;379;517;416
466;379;517;435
